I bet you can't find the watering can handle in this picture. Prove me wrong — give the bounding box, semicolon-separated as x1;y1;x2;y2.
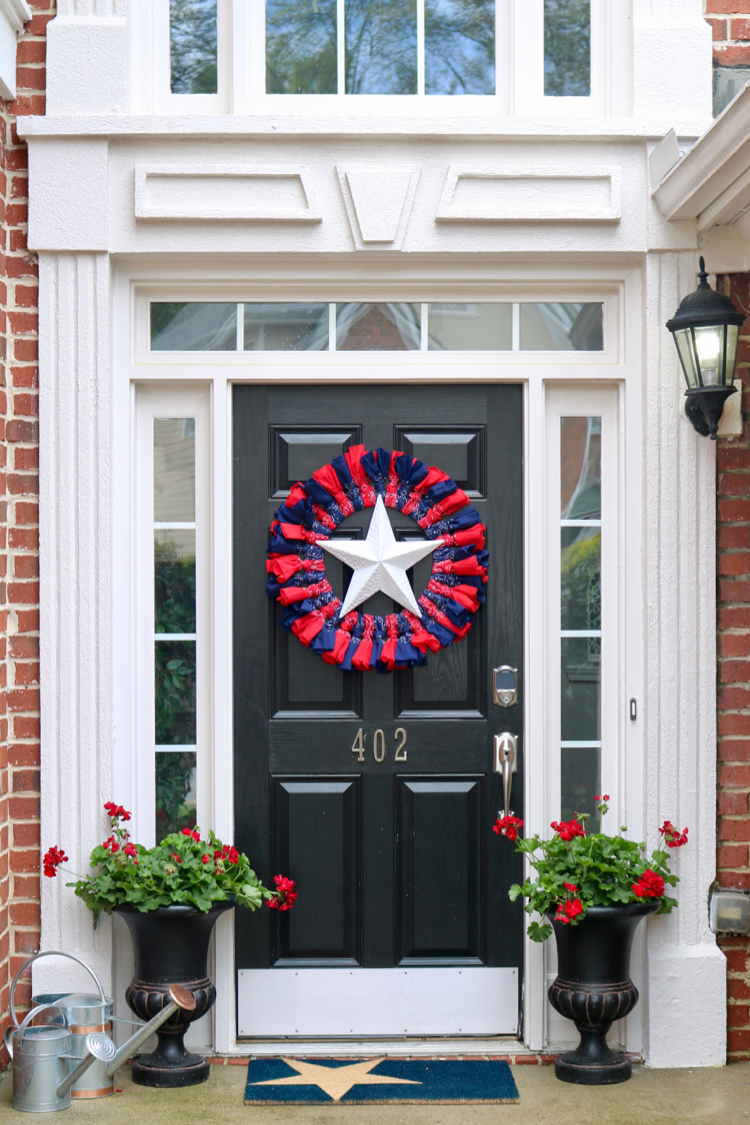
9;950;106;1028
9;1003;68;1056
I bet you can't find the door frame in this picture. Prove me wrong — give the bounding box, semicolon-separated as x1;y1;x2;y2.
111;258;643;1054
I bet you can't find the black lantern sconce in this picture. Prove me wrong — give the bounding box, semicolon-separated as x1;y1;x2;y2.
666;257;744;440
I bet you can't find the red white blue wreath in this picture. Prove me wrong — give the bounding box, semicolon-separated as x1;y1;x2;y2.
266;446;489;672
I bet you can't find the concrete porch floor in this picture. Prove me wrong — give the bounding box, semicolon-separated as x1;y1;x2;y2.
1;1060;750;1125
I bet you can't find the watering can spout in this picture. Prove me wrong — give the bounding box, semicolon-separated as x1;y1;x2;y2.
82;985;196;1081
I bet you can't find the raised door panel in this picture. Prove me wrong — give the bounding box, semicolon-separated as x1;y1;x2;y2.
271;777;361;966
396;776;483;965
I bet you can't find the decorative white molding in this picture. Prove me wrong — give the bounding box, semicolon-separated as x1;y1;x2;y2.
38;252;114;996
435;166;621;224
134;164;323;223
0;0;30;101
643;251;726;1068
336;165;420;250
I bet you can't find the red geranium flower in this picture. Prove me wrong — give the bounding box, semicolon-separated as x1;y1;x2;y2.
268;874;297;911
564;882;578;892
43;845;68;878
632;869;665;898
493;815;524;841
202;855;211;865
102;835;119;854
171;853;182;864
551;819;586;841
104;802;131;822
181;827;201;842
659;821;689;849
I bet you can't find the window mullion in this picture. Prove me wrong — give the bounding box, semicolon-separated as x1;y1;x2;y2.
417;0;425;97
337;0;346;95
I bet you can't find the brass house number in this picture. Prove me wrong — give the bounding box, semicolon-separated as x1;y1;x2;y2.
351;728;407;763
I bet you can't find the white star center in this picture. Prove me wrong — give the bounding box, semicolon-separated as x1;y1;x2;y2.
248;1057;422;1102
319;495;443;618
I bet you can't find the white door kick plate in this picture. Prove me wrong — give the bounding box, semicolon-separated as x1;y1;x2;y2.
237;967;518;1038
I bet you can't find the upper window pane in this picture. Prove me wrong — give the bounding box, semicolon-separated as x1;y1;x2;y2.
151;303;237;351
519;303;603;351
336;302;421;350
544;0;590;97
154;418;196;523
561;416;601;521
266;0;337;94
346;0;417;95
427;303;511;350
244;304;330;351
425;0;495;96
170;0;218;94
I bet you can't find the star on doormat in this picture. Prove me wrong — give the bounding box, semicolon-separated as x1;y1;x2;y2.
244;1058;520;1105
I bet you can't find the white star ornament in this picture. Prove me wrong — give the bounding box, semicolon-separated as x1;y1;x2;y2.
248;1057;421;1102
319;495;444;619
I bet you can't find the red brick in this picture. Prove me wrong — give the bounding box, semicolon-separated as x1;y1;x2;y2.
12;556;37;579
719;871;750;890
719;686;750;708
714;43;750;64
731;18;750;39
706;17;728;38
719;525;750;548
9;902;38;927
728;1029;750;1054
12;717;39;739
513;1056;540;1065
15;66;45;91
719;791;750;815
13;929;40;953
719;712;750;735
720;764;750;787
15;41;44;65
11;768;37;792
11;368;38;391
720;632;750;656
720;554;750;577
8;745;40;767
12;339;36;362
13;876;39;900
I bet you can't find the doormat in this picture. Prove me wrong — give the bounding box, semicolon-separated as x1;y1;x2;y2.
244;1058;520;1105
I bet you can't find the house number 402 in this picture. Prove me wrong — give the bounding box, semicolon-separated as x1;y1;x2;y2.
351;728;407;763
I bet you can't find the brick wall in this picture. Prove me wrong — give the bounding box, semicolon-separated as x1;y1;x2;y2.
707;0;750;1065
706;0;750;63
0;0;51;1067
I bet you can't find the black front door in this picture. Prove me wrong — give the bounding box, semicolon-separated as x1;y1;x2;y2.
233;383;523;1032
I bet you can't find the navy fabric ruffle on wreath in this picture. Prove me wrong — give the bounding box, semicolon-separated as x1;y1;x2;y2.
266;445;489;673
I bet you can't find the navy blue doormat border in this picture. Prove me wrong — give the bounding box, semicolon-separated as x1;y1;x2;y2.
244;1057;520;1105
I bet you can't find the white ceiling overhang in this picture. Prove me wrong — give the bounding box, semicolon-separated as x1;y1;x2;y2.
653;83;750;272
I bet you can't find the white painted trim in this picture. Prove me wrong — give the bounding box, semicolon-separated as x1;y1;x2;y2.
435;166;621;224
0;0;30;32
134;164;322;223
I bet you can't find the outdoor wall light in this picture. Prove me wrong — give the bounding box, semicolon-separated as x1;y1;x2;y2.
709;888;750;934
666;256;744;440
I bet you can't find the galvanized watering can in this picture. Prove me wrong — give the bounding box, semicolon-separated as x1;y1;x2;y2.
7;950;195;1112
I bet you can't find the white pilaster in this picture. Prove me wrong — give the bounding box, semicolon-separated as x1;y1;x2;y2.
643;250;726;1068
37;252;113;995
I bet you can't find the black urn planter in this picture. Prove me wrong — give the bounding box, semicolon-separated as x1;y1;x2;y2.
114;902;232;1088
548;901;659;1085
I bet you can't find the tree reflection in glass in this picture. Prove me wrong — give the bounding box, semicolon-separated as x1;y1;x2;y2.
155;752;197;842
266;0;337;93
425;0;495;95
346;0;417;95
170;0;218;94
544;0;590;97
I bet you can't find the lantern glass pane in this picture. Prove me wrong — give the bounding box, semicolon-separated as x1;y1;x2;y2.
726;324;740;385
674;328;701;389
694;325;724;387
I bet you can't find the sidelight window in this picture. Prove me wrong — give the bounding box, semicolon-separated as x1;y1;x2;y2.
153;418;198;841
135;386;210;847
559;416;602;829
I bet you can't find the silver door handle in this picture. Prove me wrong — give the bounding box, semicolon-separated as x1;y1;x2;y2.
494;733;518;818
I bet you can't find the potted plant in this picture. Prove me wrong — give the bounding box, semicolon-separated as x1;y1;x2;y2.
44;803;295;1088
495;795;688;1085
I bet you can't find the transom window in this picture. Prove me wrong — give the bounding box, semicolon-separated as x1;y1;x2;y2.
148;0;615;116
149;301;605;353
